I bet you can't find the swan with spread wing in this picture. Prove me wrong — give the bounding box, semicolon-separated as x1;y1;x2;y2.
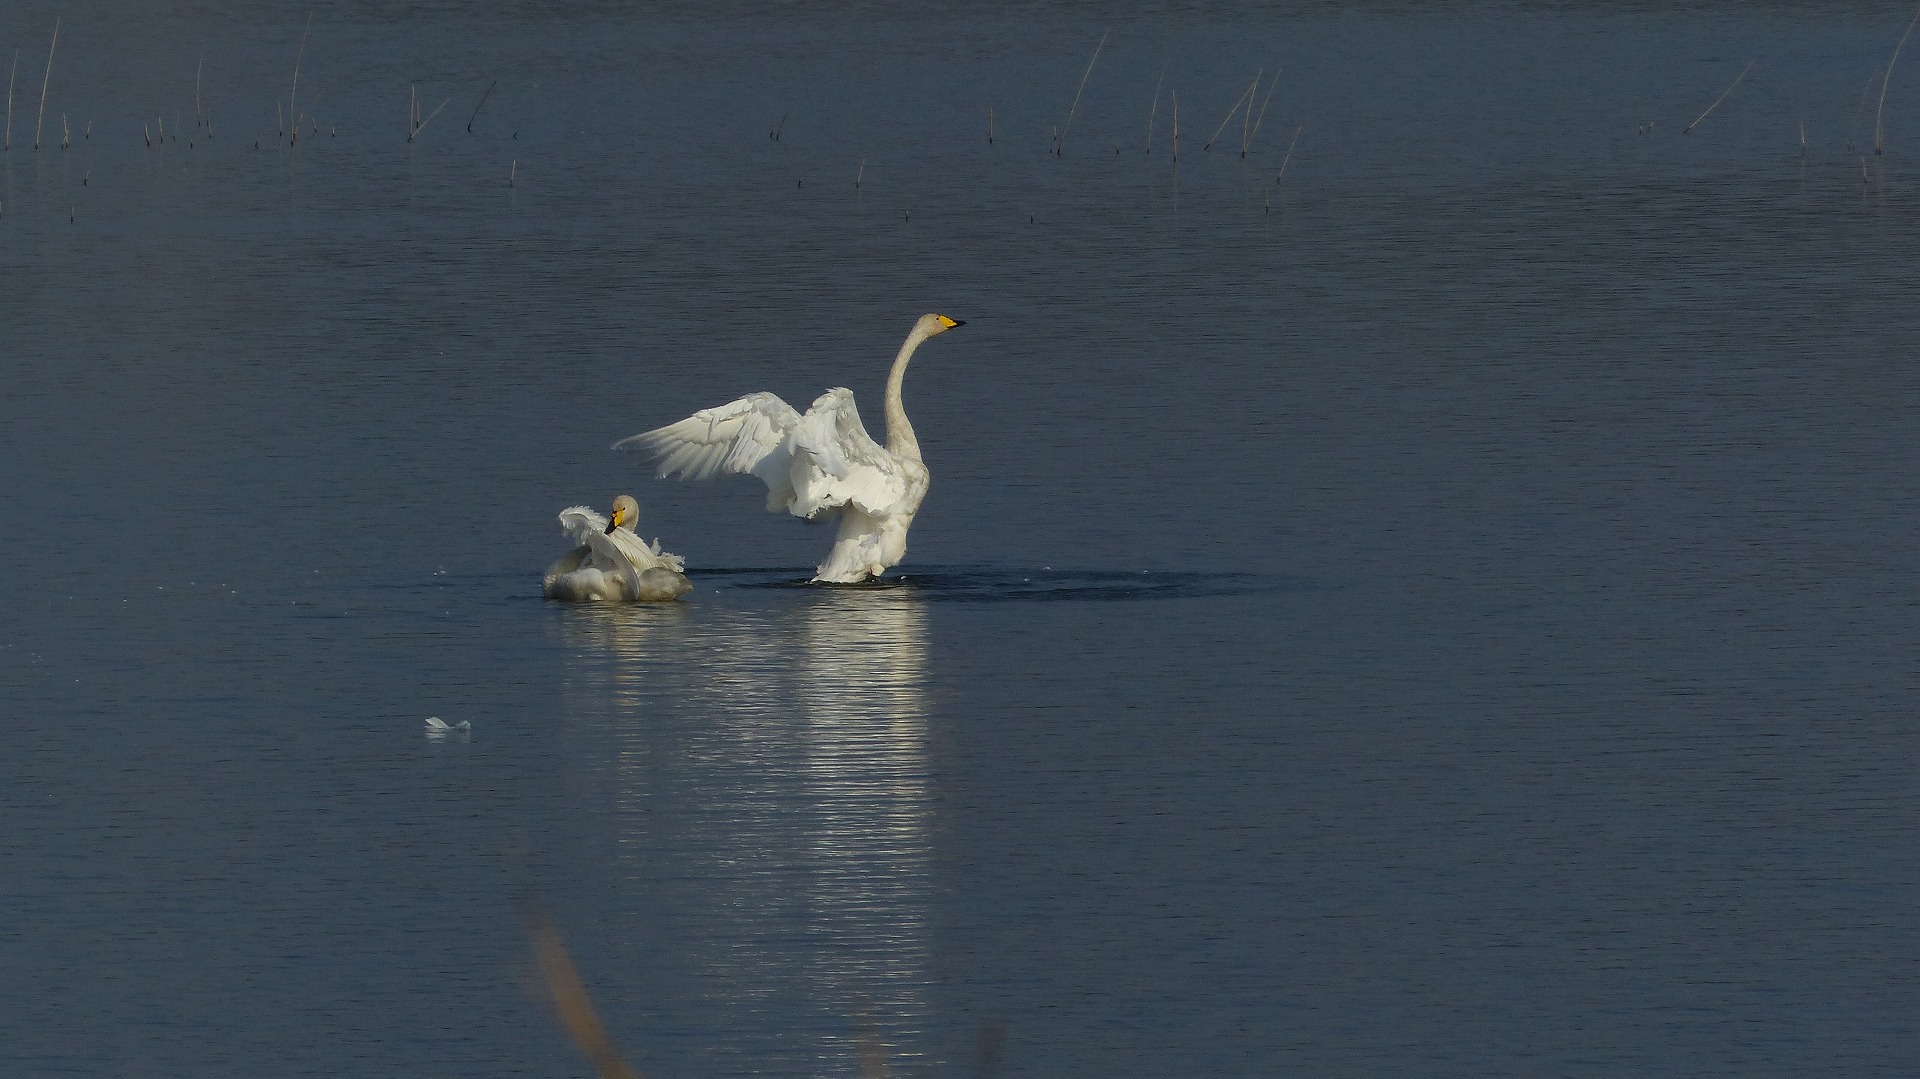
616;313;965;584
543;495;693;602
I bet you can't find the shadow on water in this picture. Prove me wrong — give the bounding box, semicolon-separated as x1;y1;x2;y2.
699;566;1290;602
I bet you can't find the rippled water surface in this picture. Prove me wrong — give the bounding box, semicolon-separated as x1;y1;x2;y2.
4;3;1920;1077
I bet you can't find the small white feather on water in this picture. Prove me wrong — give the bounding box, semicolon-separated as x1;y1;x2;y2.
424;716;471;733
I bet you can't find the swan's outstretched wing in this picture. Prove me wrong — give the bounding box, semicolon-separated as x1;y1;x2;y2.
786;388;917;518
621;389;915;522
616;392;804;511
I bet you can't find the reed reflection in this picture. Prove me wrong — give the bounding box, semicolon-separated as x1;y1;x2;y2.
555;588;934;1066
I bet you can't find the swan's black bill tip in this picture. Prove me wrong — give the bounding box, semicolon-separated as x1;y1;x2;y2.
951;319;967;327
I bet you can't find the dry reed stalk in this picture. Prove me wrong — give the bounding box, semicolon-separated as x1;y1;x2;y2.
510;158;516;186
987;105;994;143
856;157;865;187
289;12;312;146
1204;72;1258;151
60;113;68;149
1240;71;1260;156
1057;29;1108;155
1171;89;1179;160
6;49;16;152
1145;67;1164;154
1247;69;1280;153
853;1014;893;1079
1683;58;1754;134
1876;3;1920;154
195;59;203;128
33;17;58;151
411;95;451;141
467;78;496;133
1274;123;1302;183
527;919;643;1079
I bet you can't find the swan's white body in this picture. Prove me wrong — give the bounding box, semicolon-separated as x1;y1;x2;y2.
617;313;963;584
542;496;692;602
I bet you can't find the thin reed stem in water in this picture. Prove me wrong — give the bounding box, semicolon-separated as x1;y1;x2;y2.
1057;29;1108;155
467;78;496;133
856;157;865;187
196;58;203;128
289;12;312;146
987;105;994;144
34;17;59;151
1876;3;1920;154
412;96;451;141
1275;124;1302;183
1683;58;1755;134
1248;70;1280;153
1240;71;1259;156
1205;72;1258;151
510;159;516;186
1171;89;1179;161
6;49;16;152
1145;67;1164;154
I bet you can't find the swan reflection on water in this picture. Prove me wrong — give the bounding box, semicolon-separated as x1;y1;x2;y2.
554;586;934;1065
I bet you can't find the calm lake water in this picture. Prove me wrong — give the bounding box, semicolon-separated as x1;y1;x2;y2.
4;2;1919;1076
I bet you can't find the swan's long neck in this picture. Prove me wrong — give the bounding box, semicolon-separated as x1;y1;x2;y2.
883;326;930;461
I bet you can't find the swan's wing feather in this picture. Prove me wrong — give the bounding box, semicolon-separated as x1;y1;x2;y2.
604;528;687;574
788;389;912;518
581;529;645;596
617;392;805;511
617;392;801;480
557;506;609;545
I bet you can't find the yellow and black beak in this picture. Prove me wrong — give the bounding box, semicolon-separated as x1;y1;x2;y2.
605;507;625;534
938;315;965;329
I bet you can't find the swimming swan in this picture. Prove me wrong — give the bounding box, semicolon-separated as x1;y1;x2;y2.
616;313;965;583
542;495;693;602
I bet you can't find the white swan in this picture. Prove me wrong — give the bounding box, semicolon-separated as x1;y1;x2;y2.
542;495;693;602
615;313;965;583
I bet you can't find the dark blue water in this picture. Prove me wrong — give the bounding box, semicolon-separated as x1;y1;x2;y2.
4;3;1919;1076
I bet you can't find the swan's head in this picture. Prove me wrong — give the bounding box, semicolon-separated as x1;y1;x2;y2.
605;495;640;534
915;313;965;340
